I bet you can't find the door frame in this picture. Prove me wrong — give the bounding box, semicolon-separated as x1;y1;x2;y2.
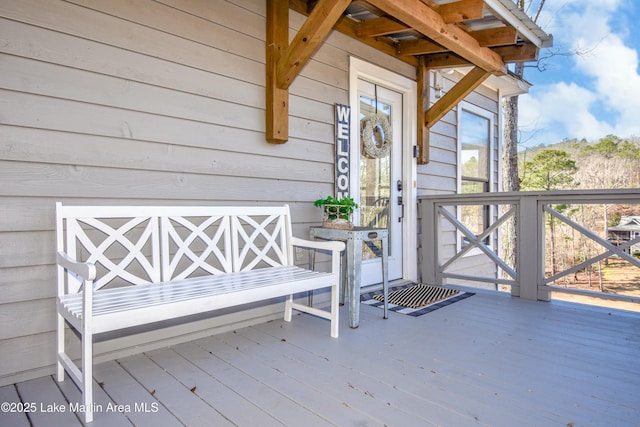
348;57;418;283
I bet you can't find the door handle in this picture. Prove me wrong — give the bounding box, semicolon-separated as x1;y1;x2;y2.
397;180;404;222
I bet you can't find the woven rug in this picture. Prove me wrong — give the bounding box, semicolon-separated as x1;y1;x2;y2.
361;283;474;317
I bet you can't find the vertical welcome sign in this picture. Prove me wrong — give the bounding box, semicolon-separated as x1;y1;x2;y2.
335;104;350;198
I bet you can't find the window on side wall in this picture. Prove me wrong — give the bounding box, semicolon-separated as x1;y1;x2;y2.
458;105;493;250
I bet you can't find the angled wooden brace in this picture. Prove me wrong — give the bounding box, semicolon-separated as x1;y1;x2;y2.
266;0;351;143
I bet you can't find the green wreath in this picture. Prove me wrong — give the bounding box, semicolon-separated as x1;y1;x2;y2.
361;113;392;158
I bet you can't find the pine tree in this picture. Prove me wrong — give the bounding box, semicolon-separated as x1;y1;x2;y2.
520;149;578;191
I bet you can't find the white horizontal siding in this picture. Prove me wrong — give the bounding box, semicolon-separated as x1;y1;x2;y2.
0;0;425;386
0;0;507;385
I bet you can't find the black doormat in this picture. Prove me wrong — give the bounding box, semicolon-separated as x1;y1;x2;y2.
361;283;474;317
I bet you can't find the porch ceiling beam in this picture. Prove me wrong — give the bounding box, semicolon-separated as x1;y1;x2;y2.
272;0;543;146
493;42;539;63
471;27;518;47
275;0;351;89
422;52;471;69
397;39;447;56
356;16;409;37
398;28;518;57
366;0;507;75
434;0;484;24
420;41;539;68
425;66;490;128
289;0;418;66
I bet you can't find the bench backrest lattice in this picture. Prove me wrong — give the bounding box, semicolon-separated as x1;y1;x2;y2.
56;205;294;293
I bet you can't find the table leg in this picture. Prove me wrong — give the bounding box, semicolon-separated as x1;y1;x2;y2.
347;235;362;328
381;236;389;319
340;248;346;305
308;246;315;306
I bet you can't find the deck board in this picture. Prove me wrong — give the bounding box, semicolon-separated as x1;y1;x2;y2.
15;377;81;427
0;384;30;427
253;302;555;426
55;368;132;427
145;346;284;427
117;353;234;426
190;334;347;426
240;320;489;426
92;360;181;427
1;291;638;426
207;327;420;426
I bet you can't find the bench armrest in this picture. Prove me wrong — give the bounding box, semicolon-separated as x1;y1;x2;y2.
292;236;344;279
291;236;345;253
57;252;97;282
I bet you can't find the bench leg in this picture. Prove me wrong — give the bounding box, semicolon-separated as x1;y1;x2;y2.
330;281;339;338
284;294;293;322
56;314;94;422
330;246;341;338
82;330;94;423
56;312;65;381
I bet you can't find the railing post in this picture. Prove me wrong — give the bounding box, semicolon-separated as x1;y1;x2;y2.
420;198;438;284
518;194;547;300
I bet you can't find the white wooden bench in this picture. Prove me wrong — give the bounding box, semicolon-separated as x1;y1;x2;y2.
55;203;344;423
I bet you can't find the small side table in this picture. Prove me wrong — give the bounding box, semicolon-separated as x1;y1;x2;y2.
309;226;388;328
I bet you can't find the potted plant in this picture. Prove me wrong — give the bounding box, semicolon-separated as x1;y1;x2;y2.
314;195;359;229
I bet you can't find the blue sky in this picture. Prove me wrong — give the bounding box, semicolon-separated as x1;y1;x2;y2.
517;0;640;148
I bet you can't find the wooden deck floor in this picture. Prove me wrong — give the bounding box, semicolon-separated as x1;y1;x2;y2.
2;291;639;426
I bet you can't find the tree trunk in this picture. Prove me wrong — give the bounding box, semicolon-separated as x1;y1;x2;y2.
503;96;520;192
501;96;520;278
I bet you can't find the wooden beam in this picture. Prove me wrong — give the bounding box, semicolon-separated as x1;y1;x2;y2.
417;56;430;164
333;15;417;66
397;38;447;56
367;0;506;74
493;42;539;63
266;0;289;143
434;0;484;24
405;30;536;64
289;0;419;67
471;27;517;47
422;52;471;69
356;16;409;37
276;0;351;89
425;66;490;127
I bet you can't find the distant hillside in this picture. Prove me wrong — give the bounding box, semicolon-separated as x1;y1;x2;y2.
518;135;640;191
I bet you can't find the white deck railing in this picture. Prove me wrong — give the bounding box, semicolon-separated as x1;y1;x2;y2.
419;189;640;302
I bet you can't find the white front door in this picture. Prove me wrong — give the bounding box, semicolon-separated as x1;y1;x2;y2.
355;81;404;286
349;57;418;288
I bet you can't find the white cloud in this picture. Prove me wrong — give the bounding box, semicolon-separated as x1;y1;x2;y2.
574;36;640;135
519;0;640;145
520;81;614;146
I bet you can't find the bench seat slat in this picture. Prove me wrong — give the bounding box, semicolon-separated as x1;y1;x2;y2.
60;266;324;311
58;266;334;334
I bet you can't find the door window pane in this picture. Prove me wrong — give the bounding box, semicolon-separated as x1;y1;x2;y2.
460;109;491;247
461;110;489;180
360;95;392;259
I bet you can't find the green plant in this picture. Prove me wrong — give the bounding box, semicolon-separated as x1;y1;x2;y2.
313;196;359;221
